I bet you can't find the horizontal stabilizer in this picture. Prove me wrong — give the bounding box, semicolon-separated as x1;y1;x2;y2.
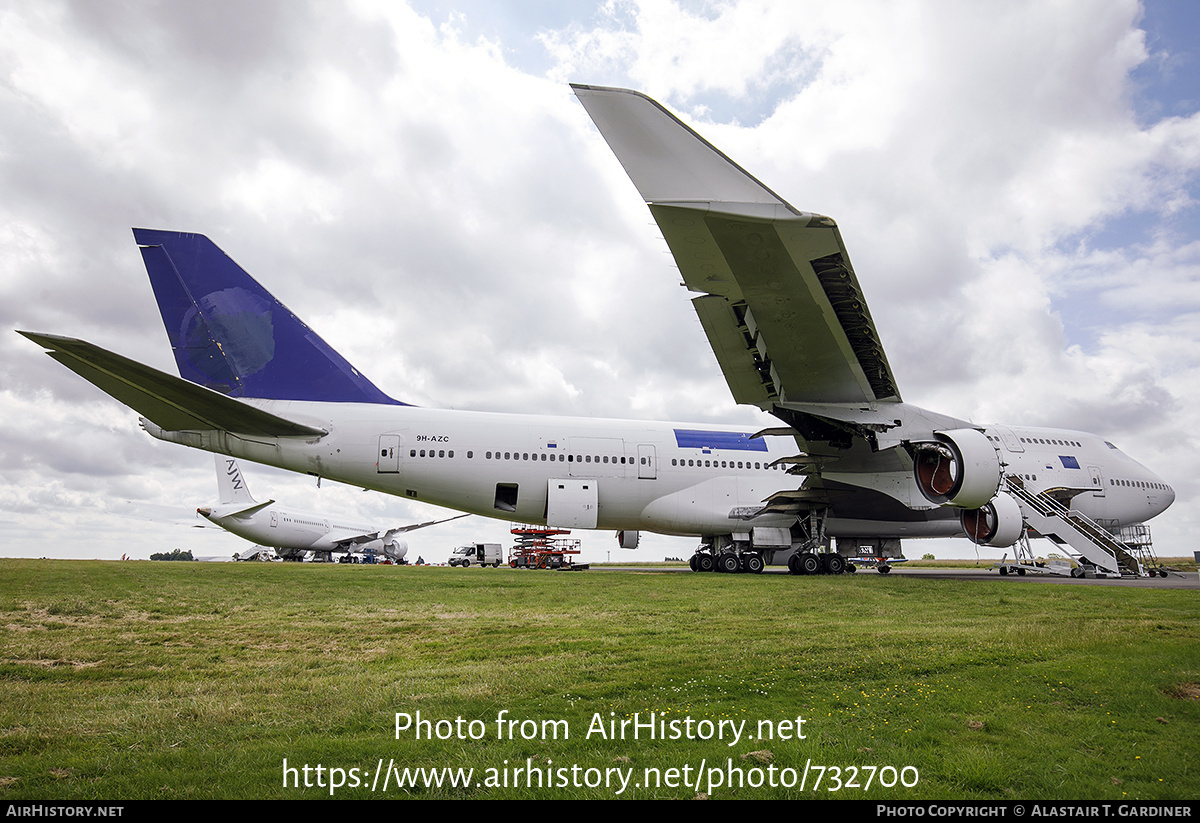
18;331;325;438
210;500;276;519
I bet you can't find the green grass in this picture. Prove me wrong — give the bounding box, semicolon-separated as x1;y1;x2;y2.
0;559;1195;799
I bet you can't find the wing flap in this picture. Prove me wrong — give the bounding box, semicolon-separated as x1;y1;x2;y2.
649;203;900;406
691;294;776;406
19;332;325;438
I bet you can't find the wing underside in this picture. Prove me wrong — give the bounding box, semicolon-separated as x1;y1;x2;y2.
327;530;381;551
573;84;900;408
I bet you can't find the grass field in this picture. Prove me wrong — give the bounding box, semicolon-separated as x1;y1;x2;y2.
0;559;1196;800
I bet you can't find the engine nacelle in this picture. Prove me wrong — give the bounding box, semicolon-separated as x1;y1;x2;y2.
913;428;1002;509
616;530;639;549
960;492;1024;548
383;539;408;562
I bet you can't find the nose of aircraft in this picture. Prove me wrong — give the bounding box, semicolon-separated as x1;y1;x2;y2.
1159;483;1176;513
1147;473;1175;516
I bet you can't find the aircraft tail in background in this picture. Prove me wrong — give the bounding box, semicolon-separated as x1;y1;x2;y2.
215;455;256;506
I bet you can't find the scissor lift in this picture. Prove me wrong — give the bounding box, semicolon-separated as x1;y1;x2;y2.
508;523;587;569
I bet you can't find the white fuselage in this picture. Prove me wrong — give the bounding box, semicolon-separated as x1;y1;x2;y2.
979;424;1174;525
152;401;1174;545
199;502;406;559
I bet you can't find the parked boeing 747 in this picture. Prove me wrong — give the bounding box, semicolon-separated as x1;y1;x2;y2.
19;85;1174;576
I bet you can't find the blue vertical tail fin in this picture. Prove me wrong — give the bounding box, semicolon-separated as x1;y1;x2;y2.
133;229;403;404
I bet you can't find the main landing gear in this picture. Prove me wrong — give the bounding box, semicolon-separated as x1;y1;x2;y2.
687;548;853;574
687;513;854;576
689;550;766;574
786;551;849;575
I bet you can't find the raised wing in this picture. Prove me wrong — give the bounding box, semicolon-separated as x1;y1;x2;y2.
572;84;900;407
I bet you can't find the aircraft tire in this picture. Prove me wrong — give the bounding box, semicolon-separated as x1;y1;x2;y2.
799;552;821;575
742;554;764;574
697;553;716;573
787;553;801;575
718;552;741;574
823;554;846;575
689;555;698;572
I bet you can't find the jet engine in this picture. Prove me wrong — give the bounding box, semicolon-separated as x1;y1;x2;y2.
383;539;408;562
913;428;1002;509
616;530;639;549
960;492;1024;548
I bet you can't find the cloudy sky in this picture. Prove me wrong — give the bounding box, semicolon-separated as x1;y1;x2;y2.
1;0;1197;564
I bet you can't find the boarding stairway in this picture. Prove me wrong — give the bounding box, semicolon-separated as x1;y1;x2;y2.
1003;476;1143;576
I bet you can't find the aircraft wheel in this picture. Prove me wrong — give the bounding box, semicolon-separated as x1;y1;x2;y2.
878;564;891;574
697;553;716;573
689;555;699;572
718;552;741;574
743;554;764;574
787;553;801;575
799;552;821;575
823;554;846;575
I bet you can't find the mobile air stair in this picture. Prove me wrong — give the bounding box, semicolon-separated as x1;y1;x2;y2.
998;476;1166;578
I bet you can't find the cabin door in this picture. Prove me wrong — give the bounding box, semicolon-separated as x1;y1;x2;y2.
638;444;657;479
378;435;402;473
